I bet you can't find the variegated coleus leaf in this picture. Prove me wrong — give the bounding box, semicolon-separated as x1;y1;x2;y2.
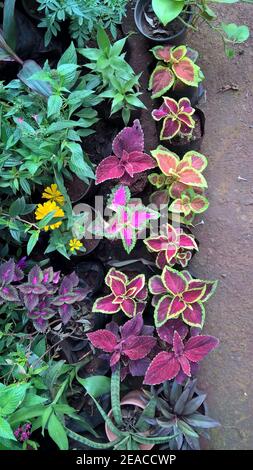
149;45;204;98
92;268;148;318
149;266;218;328
144;331;219;385
105;185;160;254
87;314;156;379
169;187;209;225
152;96;195;140
144;223;198;270
95;120;156;185
150;147;208;196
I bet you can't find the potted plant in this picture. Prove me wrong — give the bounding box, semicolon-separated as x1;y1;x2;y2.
135;0;250;57
149;45;204;104
152;97;205;155
144;222;198;270
144;378;220;450
103;185;160;255
95;120;156;193
66;365;178;450
134;0;194;44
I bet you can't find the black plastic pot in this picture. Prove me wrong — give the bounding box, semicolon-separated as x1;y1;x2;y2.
134;0;193;45
170;83;205;107
158;108;205;157
21;0;43;21
65;174;95;204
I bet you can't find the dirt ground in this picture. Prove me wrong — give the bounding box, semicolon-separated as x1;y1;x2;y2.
123;2;253;450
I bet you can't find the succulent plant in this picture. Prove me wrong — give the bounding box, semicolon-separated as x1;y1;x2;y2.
144;378;220;450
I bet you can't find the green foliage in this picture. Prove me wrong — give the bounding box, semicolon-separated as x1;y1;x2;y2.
79;28;146;124
36;0;128;47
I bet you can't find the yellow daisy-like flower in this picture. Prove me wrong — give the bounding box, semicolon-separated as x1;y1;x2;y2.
42;184;65;206
69;239;84;252
35;200;64;231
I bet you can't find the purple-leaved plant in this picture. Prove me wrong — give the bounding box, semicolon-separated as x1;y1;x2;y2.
144;330;219;385
92;267;148;317
95;120;156;186
0;259;89;332
104;185;160;254
87;314;156;380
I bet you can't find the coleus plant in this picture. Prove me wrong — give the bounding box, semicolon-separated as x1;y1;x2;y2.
95;120;155;186
149;266;217;328
144;330;219;385
92;268;148;317
152;97;195;140
144;223;198;270
87;314;156;380
149;147;208;198
149;45;204;99
104;185;160;254
0;259;88;332
169;187;209;225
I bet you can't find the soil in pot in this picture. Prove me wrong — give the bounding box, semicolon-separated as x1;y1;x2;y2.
160;109;205;157
83;120;121;167
135;0;192;44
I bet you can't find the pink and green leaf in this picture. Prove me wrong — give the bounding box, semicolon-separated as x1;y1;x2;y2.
149;65;175;99
151;146;179;176
182;302;205;328
151;45;173;62
161;266;187;295
92;294;121;314
183;151;208;171
160;116;181;140
148;275;167;295
172;58;199;86
154;295;172;327
178;167;208;188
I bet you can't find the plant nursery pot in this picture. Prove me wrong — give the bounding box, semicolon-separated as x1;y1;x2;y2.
65;174;95;203
159;108;205;157
170;83;205;107
105;390;154;450
21;0;43;21
134;0;193;45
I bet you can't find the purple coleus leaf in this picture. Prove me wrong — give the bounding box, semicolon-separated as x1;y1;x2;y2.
95;120;156;185
0;259;16;284
92;268;148;317
144;331;219;385
144;223;197;270
87;314;156;379
149;266;217;328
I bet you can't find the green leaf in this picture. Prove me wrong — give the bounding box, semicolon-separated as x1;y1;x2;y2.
126;95;146;109
58;42;77;67
77;376;111;398
9;197;26;217
177;419;199;437
152;0;185;27
66;428;117;449
9;405;45;427
67;142;95;181
47;95;63;118
48;413;69;450
27;231;40;256
18;60;52;97
111;365;123;426
3;0;16;50
0;417;16;441
97;26;111;52
0;383;28;417
221;23;250;43
37;210;57;229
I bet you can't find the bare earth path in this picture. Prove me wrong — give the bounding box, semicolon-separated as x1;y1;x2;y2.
124;2;253;449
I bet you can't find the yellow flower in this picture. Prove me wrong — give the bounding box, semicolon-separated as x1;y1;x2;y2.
69;239;83;252
35;200;64;231
42;184;64;206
